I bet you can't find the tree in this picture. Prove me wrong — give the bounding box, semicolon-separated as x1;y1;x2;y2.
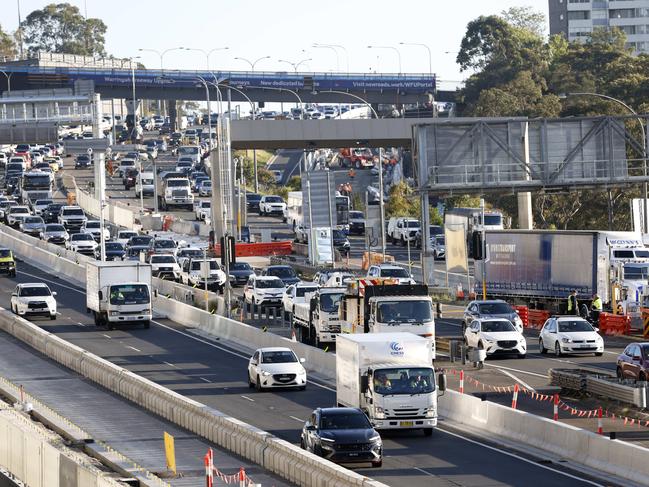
385;182;420;218
500;6;546;38
0;24;17;59
21;3;107;57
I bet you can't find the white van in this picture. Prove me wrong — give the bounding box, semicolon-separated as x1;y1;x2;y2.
135;172;155;197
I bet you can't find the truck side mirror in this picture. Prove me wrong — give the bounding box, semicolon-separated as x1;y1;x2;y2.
98;290;103;300
360;375;369;393
438;372;447;393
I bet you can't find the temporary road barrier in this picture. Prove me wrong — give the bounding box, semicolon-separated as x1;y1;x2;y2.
643;307;649;338
598;312;631;336
513;305;529;327
213;240;293;257
527;309;550;329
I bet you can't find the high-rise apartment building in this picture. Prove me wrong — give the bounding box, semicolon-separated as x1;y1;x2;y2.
548;0;649;54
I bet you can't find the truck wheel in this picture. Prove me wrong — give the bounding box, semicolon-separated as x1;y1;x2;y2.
143;320;150;329
423;428;433;437
9;270;16;278
401;237;406;246
93;312;101;327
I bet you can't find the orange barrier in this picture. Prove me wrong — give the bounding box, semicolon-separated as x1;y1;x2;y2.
513;305;529;328
527;309;551;329
67;193;76;205
162;215;174;231
361;251;395;270
598;312;631;336
213;240;293;257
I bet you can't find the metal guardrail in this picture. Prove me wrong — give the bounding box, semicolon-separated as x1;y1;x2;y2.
550;368;649;408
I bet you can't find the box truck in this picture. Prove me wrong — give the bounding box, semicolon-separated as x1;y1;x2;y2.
336;333;445;435
86;261;153;329
292;287;346;347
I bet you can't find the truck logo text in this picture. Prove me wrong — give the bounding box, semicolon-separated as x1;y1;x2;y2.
389;341;404;356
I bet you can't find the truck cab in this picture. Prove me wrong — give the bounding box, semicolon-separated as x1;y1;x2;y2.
179;257;226;291
292;287;346;347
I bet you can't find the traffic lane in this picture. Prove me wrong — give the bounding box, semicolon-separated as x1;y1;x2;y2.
267;149;303;185
4;263;612;487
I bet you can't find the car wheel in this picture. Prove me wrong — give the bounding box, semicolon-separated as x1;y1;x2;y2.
248;373;254;389
518;353;526;359
255;375;263;392
50;314;56;320
616;367;623;379
313;444;323;457
371;459;383;468
554;341;562;357
640;373;647;382
595;352;603;357
539;339;546;354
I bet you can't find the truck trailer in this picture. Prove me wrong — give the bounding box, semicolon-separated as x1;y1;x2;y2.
86;261;153;329
336;333;445;435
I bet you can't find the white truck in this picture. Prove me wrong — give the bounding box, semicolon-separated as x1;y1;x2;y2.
336;333;445;436
158;177;194;210
339;282;436;358
387;217;420;245
292;286;347;347
86;261;153;329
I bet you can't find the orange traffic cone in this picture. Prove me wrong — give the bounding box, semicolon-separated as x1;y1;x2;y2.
456;284;465;300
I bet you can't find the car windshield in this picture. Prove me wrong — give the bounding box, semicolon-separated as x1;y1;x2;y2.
20;286;50;297
155;240;175;248
62;208;84;216
332;230;346;239
373;367;435;395
179;249;203;258
105;243;124;251
405;220;420;228
296;286;318;297
12;207;29;214
152;256;176;263
478;303;512;314
349;211;364;219
201;181;212;187
24;217;42;224
86;222;100;228
119;232;137;239
377;300;432;323
320;293;344;313
261;350;297;363
379;267;409;278
267;267;296;278
256;278;284;289
179;146;199;155
190;260;218;270
319;412;371;430
45;225;65;232
0;250;12;258
36;200;52;206
200;201;211;208
109;284;150;305
558;320;594;333
72;234;94;241
231;262;251;271
481;320;515;332
265;196;283;203
247;194;261;202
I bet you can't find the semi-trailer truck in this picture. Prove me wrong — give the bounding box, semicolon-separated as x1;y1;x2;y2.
475;230;649;316
336;333;446;435
86;261;153;329
339;281;436;358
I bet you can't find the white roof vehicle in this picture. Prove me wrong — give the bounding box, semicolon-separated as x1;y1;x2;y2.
10;282;57;320
247;347;307;391
539;316;604;356
464;318;526;358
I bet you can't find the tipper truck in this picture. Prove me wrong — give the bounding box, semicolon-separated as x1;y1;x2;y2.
292;286;346;347
339;281;436;358
86;261;153;329
336;333;446;435
475;230;649;316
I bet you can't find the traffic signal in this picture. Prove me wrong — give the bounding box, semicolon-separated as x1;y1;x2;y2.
471;231;483;260
220;236;236;267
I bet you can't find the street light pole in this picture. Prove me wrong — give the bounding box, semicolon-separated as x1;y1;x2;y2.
562;92;649;233
313;89;386;262
183;46;229;71
399;42;432;76
138;47;184;117
0;69;12;94
367;45;402;74
312;44;340;72
278;58;312;73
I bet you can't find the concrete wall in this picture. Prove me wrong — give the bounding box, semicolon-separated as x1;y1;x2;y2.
0;402;122;487
74;183;138;231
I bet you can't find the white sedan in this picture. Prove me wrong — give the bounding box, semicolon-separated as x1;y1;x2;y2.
10;283;57;320
282;282;319;317
539;316;604;356
248;347;307;391
66;232;98;255
464;318;526;358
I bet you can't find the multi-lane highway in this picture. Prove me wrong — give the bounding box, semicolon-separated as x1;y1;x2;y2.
3;255;617;487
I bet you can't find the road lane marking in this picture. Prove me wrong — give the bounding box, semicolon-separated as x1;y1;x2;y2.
199;377;211;383
126;346;141;352
163;361;175;367
482;363;547;379
498;368;536;391
413;467;436;477
76;322;86;327
240;395;255;402
289;415;304;422
439;427;605;486
102;334;112;339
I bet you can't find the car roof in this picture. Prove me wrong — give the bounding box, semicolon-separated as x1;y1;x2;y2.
255;275;284;281
19;282;48;288
555;316;589;321
256;347;293;353
469;300;508;305
317;407;363;415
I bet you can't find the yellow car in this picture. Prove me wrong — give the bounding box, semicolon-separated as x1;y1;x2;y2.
0;248;16;277
45;158;60;172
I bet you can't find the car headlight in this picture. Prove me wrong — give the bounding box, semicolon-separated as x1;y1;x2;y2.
261;370;271;377
369;434;382;444
561;337;572;343
298;369;306;376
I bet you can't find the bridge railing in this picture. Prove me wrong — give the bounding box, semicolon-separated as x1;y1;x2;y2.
0;102;94;124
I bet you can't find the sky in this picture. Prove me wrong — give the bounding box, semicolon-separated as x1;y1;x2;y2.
6;0;549;90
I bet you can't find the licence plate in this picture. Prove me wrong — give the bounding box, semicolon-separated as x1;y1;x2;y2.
400;421;414;427
348;452;359;457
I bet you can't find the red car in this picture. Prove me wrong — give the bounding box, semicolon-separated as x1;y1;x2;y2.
616;343;649;381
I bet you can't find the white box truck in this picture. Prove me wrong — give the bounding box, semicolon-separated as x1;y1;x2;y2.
86;261;153;329
336;333;446;436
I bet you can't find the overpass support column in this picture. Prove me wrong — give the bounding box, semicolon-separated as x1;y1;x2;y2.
518;122;533;229
125;98;140;138
168;100;177;132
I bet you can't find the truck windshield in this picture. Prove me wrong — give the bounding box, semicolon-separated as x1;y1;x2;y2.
405;220;419;228
0;250;12;258
109;285;150;305
377;300;432;323
167;180;189;187
320;293;343;312
296;286;318;297
483;215;502;226
22;175;51;188
624;264;649;280
373;367;435;395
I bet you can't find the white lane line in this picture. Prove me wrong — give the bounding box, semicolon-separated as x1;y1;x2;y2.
102;334;112;339
498;368;536;391
126;346;141;352
240;395;255;402
289;415;304;422
482;362;547;379
413;467;436;477
76;322;86;327
151;320;336;393
438;426;605;486
199;377;212;383
163;361;175;367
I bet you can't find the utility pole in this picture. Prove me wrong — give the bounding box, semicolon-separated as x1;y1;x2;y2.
92;93;106;262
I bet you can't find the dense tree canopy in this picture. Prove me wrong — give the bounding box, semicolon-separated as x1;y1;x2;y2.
0;24;17;59
454;9;649;231
21;3;107;57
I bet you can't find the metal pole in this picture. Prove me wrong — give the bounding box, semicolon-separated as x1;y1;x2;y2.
306;178;314;265
378;147;386;262
204;247;209;312
326;171;336;266
481;197;486;300
421;191;431;286
140;157;145;213
110;99;116;145
92;93;106;262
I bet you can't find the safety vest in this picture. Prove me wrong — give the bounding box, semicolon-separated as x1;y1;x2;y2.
592;297;602;311
567;294;577;311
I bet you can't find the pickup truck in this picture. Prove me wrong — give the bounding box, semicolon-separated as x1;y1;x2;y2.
387;217;420;245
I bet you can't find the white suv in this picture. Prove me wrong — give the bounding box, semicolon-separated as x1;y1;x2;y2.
387;217;420;245
464;318;526;358
66;232;98;255
195;200;211;221
244;275;286;306
258;195;286;216
10;283;57;320
367;264;415;284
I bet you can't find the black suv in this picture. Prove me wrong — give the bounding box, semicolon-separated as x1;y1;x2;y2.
301;407;383;467
246;193;262;212
261;265;300;286
42;203;65;224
